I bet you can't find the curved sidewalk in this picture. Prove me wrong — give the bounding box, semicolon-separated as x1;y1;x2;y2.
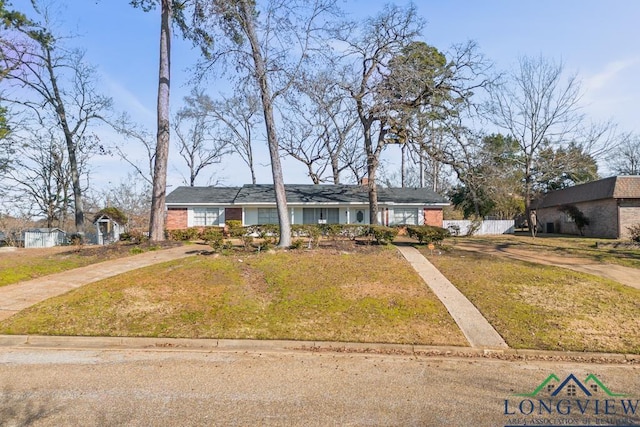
0;245;198;321
395;245;508;349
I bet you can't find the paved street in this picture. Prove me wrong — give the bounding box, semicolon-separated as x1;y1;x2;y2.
1;344;638;426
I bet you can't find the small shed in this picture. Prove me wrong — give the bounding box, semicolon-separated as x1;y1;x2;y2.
23;228;66;248
93;207;128;245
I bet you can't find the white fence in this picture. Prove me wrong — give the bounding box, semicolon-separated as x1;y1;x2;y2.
442;220;515;236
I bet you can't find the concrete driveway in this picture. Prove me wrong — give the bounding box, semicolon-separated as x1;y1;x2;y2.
454;242;640;290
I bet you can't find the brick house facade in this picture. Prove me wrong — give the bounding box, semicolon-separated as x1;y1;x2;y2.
165;184;449;230
534;176;640;239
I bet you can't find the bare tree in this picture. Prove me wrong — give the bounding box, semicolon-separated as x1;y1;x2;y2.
607;133;640;175
0;4;112;235
194;90;262;184
173;89;231;186
199;0;337;247
337;5;490;223
487;56;609;215
2;129;74;227
111;114;155;185
281;70;363;184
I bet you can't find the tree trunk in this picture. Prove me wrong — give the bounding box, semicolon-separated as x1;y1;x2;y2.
149;0;172;242
44;47;85;235
240;0;291;247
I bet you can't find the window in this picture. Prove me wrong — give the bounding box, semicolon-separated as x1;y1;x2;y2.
303;208;339;224
393;208;418;225
193;208;220;226
257;208;278;224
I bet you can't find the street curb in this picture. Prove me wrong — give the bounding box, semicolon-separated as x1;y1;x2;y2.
0;335;637;363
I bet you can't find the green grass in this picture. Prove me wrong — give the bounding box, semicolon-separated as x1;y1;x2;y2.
0;248;467;346
422;247;640;354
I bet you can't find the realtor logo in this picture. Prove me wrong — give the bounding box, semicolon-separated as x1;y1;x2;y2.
503;373;639;427
516;373;629;398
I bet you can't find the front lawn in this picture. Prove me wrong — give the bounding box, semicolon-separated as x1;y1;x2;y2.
0;247;467;346
422;247;640;354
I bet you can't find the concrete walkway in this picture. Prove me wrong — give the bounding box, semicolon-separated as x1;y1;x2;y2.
0;245;199;321
395;245;508;349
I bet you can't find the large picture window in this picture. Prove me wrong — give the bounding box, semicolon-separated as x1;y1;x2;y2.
393;208;418;225
303;208;339;224
193;208;220;226
257;208;279;224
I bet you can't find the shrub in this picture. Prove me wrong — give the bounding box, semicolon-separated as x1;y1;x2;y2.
291;224;321;247
290;239;305;249
167;228;200;241
559;204;590;236
200;227;224;249
628;224;640;243
368;226;398;245
341;225;369;240
406;225;451;245
466;219;482;236
120;230;148;243
225;220;244;238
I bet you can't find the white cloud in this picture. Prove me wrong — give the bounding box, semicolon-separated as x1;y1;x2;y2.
102;74;155;124
583;58;639;93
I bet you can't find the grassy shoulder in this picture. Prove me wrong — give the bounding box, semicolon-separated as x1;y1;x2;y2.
421;247;640;354
0;243;179;287
0;246;467;346
450;234;640;268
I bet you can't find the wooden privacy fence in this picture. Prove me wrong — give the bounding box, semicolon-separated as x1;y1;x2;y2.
442;220;515;236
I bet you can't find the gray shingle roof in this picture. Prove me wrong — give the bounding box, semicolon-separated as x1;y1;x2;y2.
166;184;448;205
166;187;242;205
535;176;640;208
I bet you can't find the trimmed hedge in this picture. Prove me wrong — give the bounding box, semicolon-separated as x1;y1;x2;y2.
164;223;401;245
406;225;450;245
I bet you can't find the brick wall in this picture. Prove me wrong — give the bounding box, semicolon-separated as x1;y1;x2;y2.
423;208;443;227
537;199;619;238
166;208;188;230
619;199;640;239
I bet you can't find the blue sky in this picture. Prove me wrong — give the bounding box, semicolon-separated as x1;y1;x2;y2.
8;0;640;189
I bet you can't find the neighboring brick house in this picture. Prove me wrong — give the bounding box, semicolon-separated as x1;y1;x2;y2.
533;176;640;239
165;184;448;230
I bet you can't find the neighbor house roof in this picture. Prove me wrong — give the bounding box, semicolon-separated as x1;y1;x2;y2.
23;228;65;233
534;176;640;208
166;184;448;206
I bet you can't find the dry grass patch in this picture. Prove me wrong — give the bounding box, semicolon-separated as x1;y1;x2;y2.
0;247;467;346
422;248;640;353
451;234;640;268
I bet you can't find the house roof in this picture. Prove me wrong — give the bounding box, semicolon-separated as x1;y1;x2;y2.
24;228;65;233
534;176;640;208
166;186;242;205
166;184;448;206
